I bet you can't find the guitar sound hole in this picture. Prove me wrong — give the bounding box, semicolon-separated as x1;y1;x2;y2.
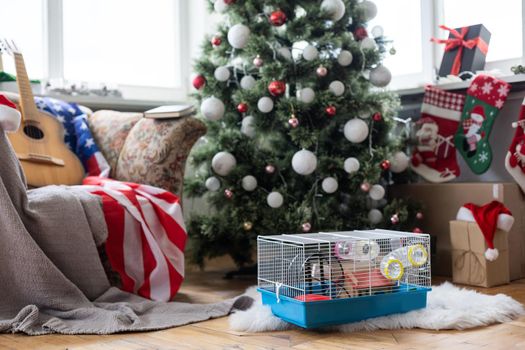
23;125;45;140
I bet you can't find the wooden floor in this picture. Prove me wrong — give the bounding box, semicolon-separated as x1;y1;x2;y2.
1;270;525;350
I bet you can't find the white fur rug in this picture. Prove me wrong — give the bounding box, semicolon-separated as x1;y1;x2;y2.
230;282;524;333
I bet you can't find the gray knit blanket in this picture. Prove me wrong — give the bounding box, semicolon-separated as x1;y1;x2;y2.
0;130;238;335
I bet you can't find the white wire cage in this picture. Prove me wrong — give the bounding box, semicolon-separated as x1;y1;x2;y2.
258;229;431;302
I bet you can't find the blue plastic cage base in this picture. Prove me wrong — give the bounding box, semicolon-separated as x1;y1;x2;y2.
258;285;431;329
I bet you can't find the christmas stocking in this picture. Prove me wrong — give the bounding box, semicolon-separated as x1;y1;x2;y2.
454;75;511;174
505;97;525;193
411;85;465;183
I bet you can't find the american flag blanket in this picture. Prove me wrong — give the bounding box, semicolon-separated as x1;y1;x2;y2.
35;97;110;177
81;177;187;302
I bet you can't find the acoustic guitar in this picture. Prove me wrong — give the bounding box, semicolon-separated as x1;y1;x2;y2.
1;40;84;187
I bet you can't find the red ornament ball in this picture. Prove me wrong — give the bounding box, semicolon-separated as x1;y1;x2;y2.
416;211;424;220
354;26;368;41
288;116;299;128
211;36;222;47
380;159;391;170
270;10;287;26
224;189;234;199
372;112;382;122
413;227;423;234
268;80;286;96
224;0;236;4
390;213;400;224
325;105;337;117
237;102;248;113
265;164;276;174
192;75;206;90
302;222;312;232
360;182;370;192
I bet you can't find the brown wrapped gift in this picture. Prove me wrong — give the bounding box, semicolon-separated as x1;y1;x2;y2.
449;220;509;287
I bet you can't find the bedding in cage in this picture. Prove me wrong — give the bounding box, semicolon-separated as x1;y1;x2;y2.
257;230;431;328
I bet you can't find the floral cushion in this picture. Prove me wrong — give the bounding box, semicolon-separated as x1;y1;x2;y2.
115;116;206;196
88;110;142;177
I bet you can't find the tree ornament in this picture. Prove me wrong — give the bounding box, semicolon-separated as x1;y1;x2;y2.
288;116;299;128
297;87;315;104
265;164;276;174
241;175;258;191
302;45;319;61
344;157;360;174
390;213;400;224
360;37;377;51
277;47;292;61
211;36;222;47
302;222;312;232
372;112;382;122
212;151;237;176
354;26;368;41
389;47;397;55
228;24;250;49
320;0;346;21
380;159;391;170
416;212;424;220
267;191;284;208
361;1;378;21
243;221;253;231
223;0;235;4
253;55;264;67
214;66;230;82
224;189;234;199
292;149;318;175
237;102;248;114
368;209;383;224
192;75;206;90
344;118;369;143
268;80;286;97
201;97;225;121
369;65;392;87
369;184;385;200
337;50;353;66
270;10;287;26
257;97;274;113
316;65;328;77
413;227;423;234
322;177;339;194
360;182;371;192
371;25;384;38
390;151;410;173
240;75;256;90
240;116;255;138
325;105;337;117
329;81;345;96
214;0;228;13
205;176;221;191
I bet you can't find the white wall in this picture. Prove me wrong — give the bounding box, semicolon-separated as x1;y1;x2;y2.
187;1;220;76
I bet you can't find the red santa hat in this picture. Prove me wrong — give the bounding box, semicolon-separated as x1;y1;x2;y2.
0;95;21;132
456;201;514;261
470;105;485;124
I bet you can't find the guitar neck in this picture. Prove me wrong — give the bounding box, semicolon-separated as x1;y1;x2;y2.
14;52;38;117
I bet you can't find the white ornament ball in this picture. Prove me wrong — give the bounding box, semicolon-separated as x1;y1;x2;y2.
390;151;410;173
241;116;255;138
337;50;353;66
302;45;319;61
241;175;258;192
344;119;369;143
344;157;360;174
322;177;339;194
360;37;377;51
211;151;237;176
361;0;378;21
214;66;230;82
240;75;256;90
368;209;383;224
371;25;384;38
257;97;274;113
321;0;346;21
205;176;221;191
278;47;293;61
329;81;345;96
369;184;386;201
214;0;227;13
201;97;225;121
291;149;318;175
227;24;250;49
297;87;316;104
369;65;392;88
267;191;284;208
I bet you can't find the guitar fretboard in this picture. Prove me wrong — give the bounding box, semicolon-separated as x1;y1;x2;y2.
14;52;38;118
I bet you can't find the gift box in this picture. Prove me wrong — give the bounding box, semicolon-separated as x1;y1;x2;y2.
389;183;525;278
434;24;491;78
449;220;509;287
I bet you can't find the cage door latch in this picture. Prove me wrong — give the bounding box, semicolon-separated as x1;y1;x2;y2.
275;282;282;303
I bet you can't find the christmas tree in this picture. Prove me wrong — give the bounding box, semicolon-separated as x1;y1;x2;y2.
186;0;420;267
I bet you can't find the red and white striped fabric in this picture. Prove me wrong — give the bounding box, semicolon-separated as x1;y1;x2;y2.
80;176;186;302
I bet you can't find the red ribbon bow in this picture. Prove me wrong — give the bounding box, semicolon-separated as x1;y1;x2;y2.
431;25;489;76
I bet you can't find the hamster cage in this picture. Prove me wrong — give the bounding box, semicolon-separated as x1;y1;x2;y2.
257;230;431;328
